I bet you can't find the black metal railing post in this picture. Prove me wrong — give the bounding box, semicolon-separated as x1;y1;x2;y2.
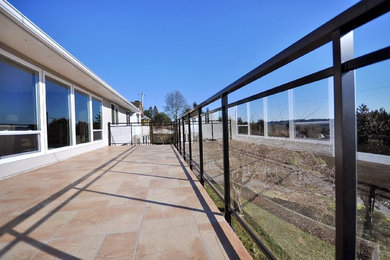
178;119;182;154
229;119;232;139
108;122;111;146
222;94;231;225
211;120;214;140
198;108;204;186
130;123;133;145
333;30;356;259
174;120;177;148
182;118;186;160
188;115;192;170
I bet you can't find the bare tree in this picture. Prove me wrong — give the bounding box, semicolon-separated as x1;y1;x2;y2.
164;90;189;120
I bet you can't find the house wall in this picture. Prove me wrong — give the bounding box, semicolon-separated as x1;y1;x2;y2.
0;47;138;179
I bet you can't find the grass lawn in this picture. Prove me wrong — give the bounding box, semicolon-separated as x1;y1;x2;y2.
204;183;335;259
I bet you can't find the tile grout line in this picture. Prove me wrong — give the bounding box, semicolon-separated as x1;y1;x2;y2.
191;211;212;260
132;182;151;260
29;209;79;260
93;234;107;260
27;148;135;260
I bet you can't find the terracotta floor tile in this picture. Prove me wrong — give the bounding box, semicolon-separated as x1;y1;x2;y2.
0;145;250;259
0;240;40;260
96;232;138;259
53;207;142;239
33;235;105;260
136;216;208;260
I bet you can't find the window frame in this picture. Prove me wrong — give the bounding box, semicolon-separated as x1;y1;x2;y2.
91;95;103;142
111;103;119;124
0;48;44;161
73;86;92;145
43;71;73;151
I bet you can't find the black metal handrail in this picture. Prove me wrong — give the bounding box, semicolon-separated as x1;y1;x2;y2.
173;1;390;259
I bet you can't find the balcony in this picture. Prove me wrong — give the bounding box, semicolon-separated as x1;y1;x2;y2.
1;1;389;259
0;145;251;259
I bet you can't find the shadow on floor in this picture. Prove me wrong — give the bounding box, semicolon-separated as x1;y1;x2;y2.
171;145;240;259
0;146;139;259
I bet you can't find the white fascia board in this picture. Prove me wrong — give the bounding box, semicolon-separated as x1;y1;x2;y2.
0;0;139;113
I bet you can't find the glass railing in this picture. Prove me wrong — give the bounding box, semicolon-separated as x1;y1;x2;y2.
173;1;390;258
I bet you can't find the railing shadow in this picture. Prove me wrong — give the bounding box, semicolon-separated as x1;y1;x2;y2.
0;146;139;259
170;145;240;259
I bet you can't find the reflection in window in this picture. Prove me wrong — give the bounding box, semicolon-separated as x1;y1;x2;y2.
249;99;264;136
92;98;102;141
75;90;90;144
237;104;248;135
0;55;38;131
46;78;71;148
0;134;39;157
267;92;289;137
293;79;330;140
111;104;115;123
126;111;130;125
0;55;40;157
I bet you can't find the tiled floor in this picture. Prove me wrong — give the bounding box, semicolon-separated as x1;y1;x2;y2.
0;145;252;259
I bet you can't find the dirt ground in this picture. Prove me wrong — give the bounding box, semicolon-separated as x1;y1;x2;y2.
185;138;390;257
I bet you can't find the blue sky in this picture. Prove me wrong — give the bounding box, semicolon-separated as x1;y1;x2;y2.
8;0;390;114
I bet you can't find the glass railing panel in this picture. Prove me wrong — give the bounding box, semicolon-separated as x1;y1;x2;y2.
351;12;390;60
229;80;336;258
202;111;224;194
355;59;390;259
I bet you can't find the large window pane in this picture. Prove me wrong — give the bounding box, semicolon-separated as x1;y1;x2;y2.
92;98;102;130
267;92;289;137
0;55;38;131
46;77;71;149
0;134;39;157
75;90;90;144
249;99;264;136
293;79;331;141
92;98;102;141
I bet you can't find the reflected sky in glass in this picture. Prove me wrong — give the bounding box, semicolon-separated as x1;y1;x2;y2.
0;56;38;130
46;77;70;148
75;90;89;124
75;90;90;144
46;78;70;124
92;98;102;129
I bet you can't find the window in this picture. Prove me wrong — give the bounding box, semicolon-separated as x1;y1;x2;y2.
46;77;71;149
0;55;40;157
126;111;130;125
92;98;102;141
237;103;248;135
111;104;119;124
75;90;90;144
